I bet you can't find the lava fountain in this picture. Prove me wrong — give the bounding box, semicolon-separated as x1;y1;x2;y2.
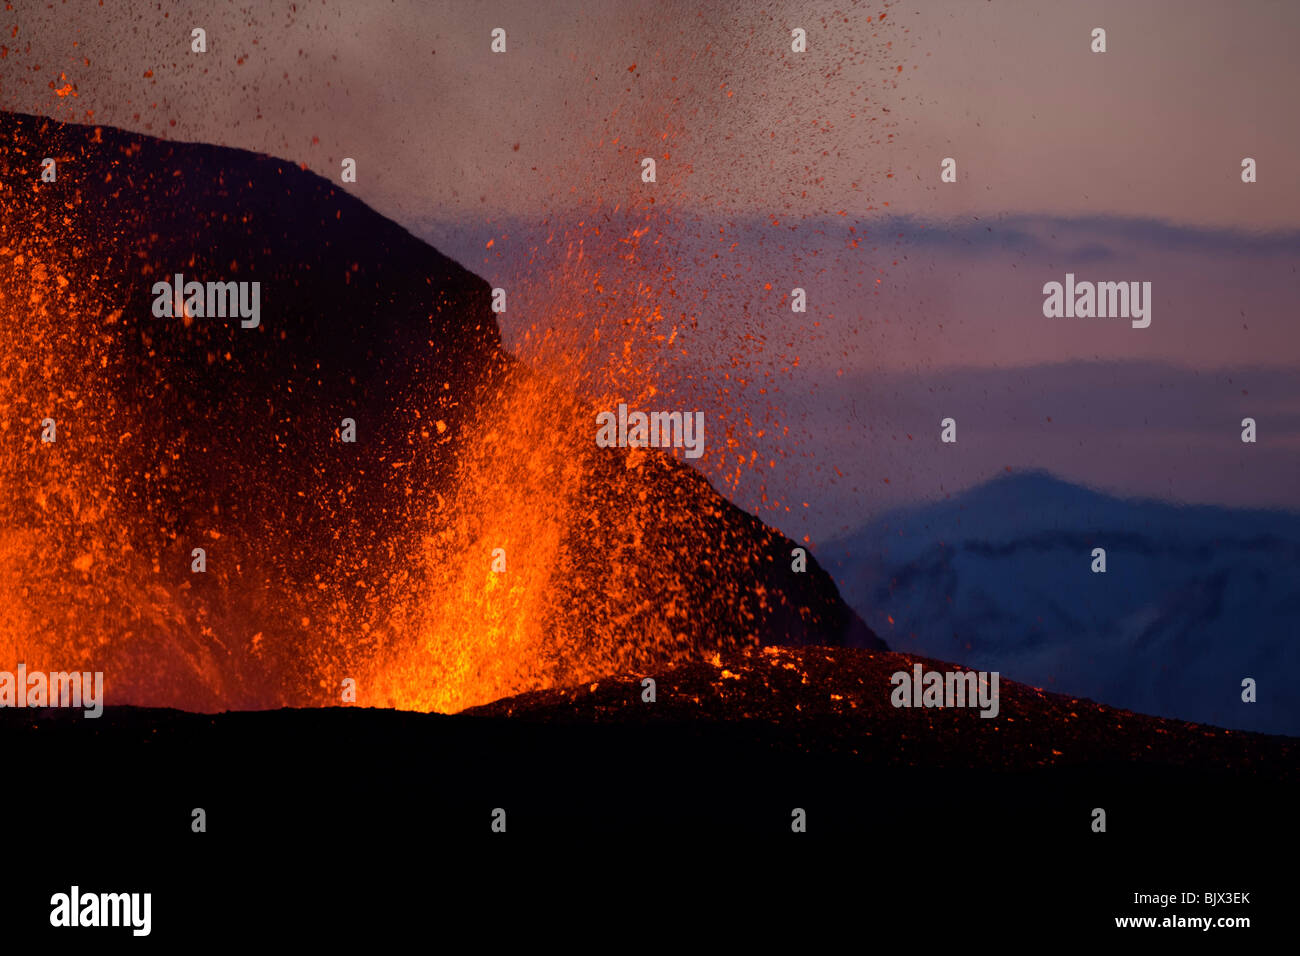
0;112;874;715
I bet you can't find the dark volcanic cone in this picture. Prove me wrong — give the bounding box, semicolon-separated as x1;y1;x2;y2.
0;111;880;713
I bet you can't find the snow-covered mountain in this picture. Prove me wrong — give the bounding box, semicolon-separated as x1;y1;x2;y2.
822;471;1300;735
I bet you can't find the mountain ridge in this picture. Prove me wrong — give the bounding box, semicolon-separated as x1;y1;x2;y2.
821;469;1299;735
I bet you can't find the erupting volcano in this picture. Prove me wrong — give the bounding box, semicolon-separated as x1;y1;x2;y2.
0;111;879;715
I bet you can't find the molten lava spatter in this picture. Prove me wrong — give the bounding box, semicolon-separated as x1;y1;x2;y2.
0;113;877;714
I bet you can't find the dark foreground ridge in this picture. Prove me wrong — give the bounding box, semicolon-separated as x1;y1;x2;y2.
467;645;1295;772
2;644;1289;940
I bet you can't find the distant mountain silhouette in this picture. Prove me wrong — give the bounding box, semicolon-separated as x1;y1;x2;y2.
0;111;879;711
822;471;1300;735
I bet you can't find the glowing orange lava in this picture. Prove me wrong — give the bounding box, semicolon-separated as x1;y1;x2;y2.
0;131;759;716
0;108;868;716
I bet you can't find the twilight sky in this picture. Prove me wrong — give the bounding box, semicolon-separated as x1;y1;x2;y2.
6;0;1296;226
4;0;1297;539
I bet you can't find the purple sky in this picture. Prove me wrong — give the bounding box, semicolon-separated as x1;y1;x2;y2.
5;0;1297;539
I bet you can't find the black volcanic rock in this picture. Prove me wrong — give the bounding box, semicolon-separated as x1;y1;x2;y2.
467;644;1295;773
0;645;1288;857
0;111;881;710
2;681;1289;941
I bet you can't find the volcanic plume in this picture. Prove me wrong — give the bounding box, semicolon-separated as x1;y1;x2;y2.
0;111;880;714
